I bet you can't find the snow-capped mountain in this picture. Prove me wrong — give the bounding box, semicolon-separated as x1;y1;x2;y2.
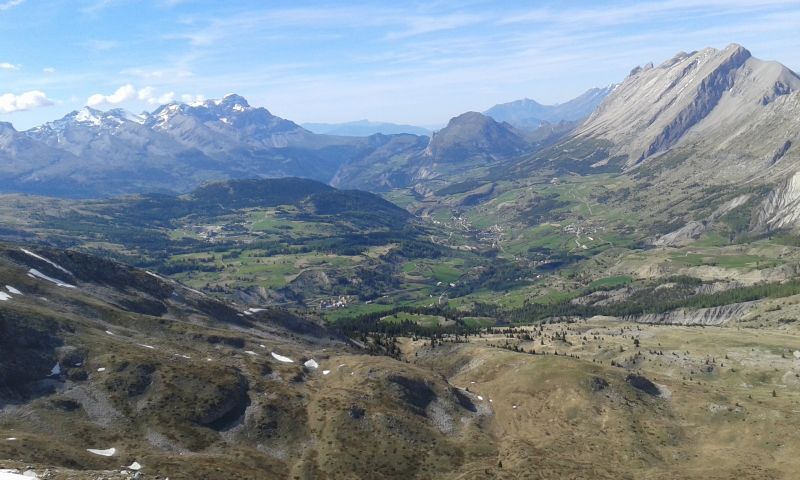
0;94;431;197
144;93;313;153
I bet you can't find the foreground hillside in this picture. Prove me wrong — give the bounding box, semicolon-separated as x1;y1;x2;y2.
2;242;799;479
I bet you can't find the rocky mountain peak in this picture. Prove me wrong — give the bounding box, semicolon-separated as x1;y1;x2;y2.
576;43;799;166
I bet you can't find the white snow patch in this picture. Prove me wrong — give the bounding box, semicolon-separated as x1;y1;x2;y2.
50;363;61;376
97;368;106;372
5;437;16;441
794;350;800;359
259;344;266;349
174;354;191;359
105;330;114;336
139;344;155;350
5;286;21;295
86;447;116;457
271;352;293;363
0;471;31;480
21;249;72;276
0;292;10;301
512;405;517;409
244;351;257;356
322;370;331;375
127;462;142;471
477;395;483;401
145;271;166;280
28;269;75;288
304;359;319;369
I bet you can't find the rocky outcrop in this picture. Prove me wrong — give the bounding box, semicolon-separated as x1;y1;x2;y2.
754;172;800;231
576;44;800;169
625;301;754;326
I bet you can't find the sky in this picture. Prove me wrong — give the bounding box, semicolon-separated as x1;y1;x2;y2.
1;0;799;130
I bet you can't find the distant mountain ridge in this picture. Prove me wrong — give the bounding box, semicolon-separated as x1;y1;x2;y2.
484;86;614;130
0;94;432;197
303;120;432;137
0;85;611;198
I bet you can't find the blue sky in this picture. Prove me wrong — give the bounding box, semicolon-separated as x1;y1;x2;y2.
1;0;799;129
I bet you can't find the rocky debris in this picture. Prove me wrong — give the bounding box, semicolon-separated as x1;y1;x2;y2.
625;374;662;397
348;404;365;419
388;375;436;415
590;376;610;392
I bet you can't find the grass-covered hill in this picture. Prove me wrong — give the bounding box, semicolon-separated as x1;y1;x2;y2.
0;178;457;309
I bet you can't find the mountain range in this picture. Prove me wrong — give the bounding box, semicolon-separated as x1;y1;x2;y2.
302;120;433;137
0;88;607;197
5;42;800;480
483;85;615;130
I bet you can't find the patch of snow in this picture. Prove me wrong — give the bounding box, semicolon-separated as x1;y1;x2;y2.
50;363;61;376
181;285;207;297
259;344;266;349
139;344;155;350
97;368;106;372
271;352;293;363
322;370;331;375
174;354;191;359
5;437;16;441
0;292;11;301
74;108;103;126
244;351;257;356
105;330;114;336
794;350;800;359
512;405;517;409
477;395;483;401
5;286;21;295
86;447;116;457
206;358;213;362
127;462;142;471
28;269;75;288
0;471;31;480
304;359;319;369
145;271;166;280
21;248;72;276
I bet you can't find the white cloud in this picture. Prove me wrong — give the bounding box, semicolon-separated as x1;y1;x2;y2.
88;84;197;107
0;62;19;71
87;84;137;106
0;0;24;11
181;93;205;104
43;67;56;74
0;90;53;113
137;86;175;105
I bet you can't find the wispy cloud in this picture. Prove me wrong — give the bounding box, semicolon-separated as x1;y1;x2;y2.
0;0;24;11
0;62;19;71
